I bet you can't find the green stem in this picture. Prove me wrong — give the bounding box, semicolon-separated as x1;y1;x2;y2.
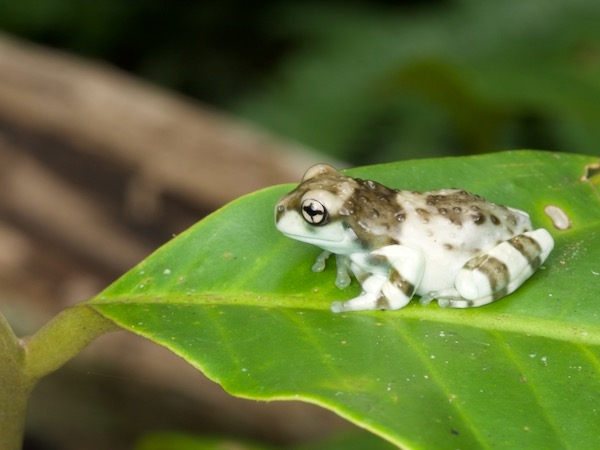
0;313;29;450
0;305;118;449
22;304;118;381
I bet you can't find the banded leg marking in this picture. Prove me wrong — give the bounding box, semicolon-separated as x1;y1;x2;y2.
330;245;424;312
380;269;417;310
451;228;554;307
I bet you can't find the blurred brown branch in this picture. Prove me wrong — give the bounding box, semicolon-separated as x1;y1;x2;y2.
0;33;318;208
0;33;346;450
0;32;326;310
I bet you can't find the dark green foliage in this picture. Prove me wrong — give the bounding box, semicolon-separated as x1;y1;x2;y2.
2;1;599;164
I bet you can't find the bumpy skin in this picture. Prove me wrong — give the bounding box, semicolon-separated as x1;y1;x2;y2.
274;164;554;312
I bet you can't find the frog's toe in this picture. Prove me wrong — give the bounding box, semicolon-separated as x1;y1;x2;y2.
311;250;332;272
334;272;352;289
439;296;493;308
431;293;492;308
420;289;466;308
420;294;456;308
419;294;435;305
330;301;345;313
437;298;453;308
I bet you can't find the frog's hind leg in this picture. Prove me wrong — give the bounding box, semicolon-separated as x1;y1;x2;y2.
330;245;425;313
330;272;387;313
434;229;554;308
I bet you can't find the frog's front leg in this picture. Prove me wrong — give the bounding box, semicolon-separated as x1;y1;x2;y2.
311;251;352;289
330;245;425;313
427;229;554;308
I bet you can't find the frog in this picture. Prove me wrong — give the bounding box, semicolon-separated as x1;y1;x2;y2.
274;164;554;313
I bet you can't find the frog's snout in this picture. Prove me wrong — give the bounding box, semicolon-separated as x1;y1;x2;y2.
274;202;286;224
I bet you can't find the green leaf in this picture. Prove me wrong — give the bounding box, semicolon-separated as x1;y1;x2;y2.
134;432;272;450
91;151;600;449
236;0;600;160
134;430;396;450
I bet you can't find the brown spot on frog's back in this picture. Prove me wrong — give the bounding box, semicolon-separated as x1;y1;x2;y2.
342;177;406;246
416;208;430;224
472;212;486;225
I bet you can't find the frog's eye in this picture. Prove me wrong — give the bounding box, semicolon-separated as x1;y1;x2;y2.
301;199;329;225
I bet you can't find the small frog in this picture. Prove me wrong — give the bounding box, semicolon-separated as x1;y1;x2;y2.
275;164;554;313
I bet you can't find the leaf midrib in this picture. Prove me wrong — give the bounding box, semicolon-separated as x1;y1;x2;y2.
91;293;600;347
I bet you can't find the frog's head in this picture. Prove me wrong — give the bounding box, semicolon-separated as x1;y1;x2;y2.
274;164;360;254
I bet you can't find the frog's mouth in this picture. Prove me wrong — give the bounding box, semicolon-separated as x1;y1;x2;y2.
277;223;358;254
279;231;345;245
275;208;358;252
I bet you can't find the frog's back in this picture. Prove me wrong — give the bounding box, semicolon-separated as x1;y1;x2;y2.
395;188;532;293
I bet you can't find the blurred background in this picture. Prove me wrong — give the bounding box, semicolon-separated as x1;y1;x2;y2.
0;0;598;449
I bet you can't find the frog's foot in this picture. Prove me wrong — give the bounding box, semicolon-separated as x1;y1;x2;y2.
331;290;414;313
331;295;378;313
330;272;413;312
420;289;490;308
312;252;352;289
330;274;387;313
311;250;331;272
333;254;352;289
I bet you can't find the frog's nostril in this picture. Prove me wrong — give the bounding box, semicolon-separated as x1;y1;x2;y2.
275;204;286;223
